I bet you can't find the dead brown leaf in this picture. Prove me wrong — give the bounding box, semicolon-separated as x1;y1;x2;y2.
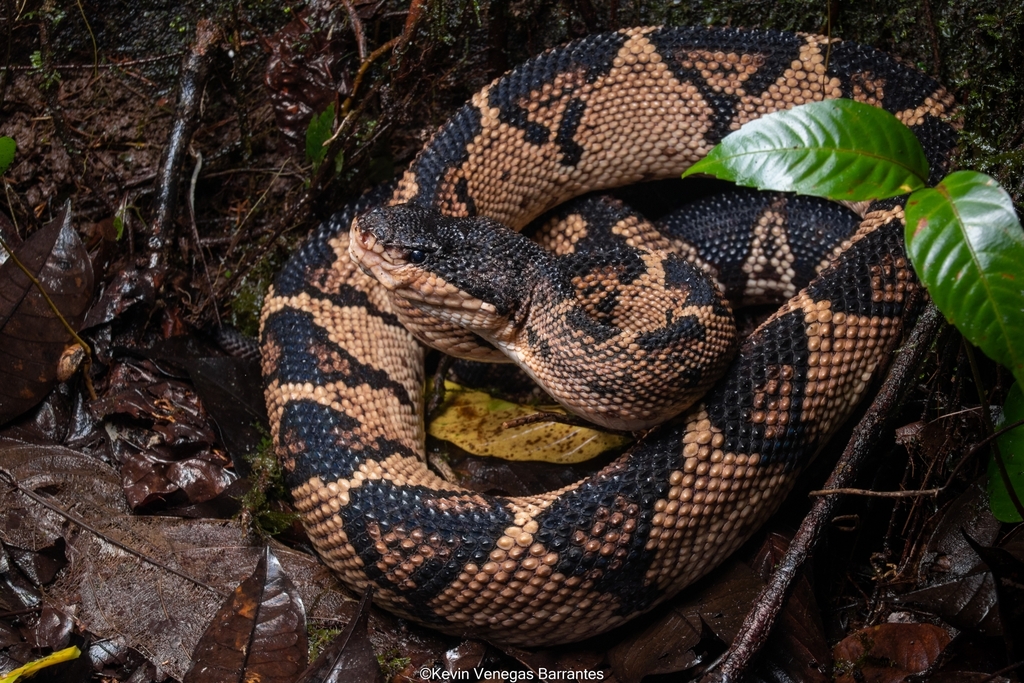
833;623;951;683
0;204;94;424
0;438;353;680
184;547;307;683
298;588;381;683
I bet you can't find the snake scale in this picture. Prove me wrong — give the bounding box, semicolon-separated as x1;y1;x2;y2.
261;26;957;645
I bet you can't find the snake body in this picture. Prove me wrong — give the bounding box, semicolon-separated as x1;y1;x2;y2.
260;27;957;645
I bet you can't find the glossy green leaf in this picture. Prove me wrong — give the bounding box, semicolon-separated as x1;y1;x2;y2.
305;103;336;172
0;136;15;176
428;382;630;464
682;99;929;201
905;171;1024;386
989;382;1024;522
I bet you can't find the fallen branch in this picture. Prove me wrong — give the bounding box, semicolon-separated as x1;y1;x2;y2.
701;301;945;683
150;19;220;266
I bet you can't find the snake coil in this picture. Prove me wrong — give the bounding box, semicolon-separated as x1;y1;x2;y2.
261;26;957;645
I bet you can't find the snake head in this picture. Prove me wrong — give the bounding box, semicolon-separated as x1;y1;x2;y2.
349;205;444;291
349;205;535;332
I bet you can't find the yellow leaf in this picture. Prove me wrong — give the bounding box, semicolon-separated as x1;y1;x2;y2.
0;646;81;682
428;382;630;464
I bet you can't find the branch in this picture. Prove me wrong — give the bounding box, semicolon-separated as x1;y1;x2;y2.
701;301;944;683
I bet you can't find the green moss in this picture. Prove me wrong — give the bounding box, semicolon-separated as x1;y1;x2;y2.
377;650;412;678
228;250;281;338
240;435;298;536
307;626;343;662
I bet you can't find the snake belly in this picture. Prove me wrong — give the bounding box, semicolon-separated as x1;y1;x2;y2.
260;26;957;645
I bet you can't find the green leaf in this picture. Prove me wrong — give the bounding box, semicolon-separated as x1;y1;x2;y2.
428;382;630;464
0;136;15;176
682;99;930;201
905;171;1024;385
305;103;336;173
989;382;1024;522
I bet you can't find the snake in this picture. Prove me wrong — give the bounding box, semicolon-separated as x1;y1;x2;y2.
260;26;957;646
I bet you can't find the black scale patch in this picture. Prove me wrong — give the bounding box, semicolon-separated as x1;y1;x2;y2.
263;309;413;405
555;97;587;166
279;399;418;486
533;443;680;615
805;216;909;319
660;189;862;304
704;309;810;467
340;479;514;622
409;105;484;209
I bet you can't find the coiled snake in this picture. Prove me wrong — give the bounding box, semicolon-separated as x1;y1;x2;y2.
260;26;957;645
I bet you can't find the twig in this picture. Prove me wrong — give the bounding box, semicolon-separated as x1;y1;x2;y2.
0;0;13;106
338;0;427;117
186;150;220;327
341;0;368;61
806;417;1024;499
0;53;182;72
809;486;941;498
940;417;1024;490
339;37;400;118
701;301;944;683
426;355;455;420
72;0;98;77
150;19;220;266
920;0;943;75
978;660;1024;683
0;469;227;598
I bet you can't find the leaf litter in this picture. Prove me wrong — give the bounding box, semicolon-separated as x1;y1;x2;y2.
1;1;1023;681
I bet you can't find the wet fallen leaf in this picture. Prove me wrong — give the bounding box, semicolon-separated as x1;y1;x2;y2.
185;356;269;475
264;6;353;147
899;481;1003;633
607;558;763;681
0;439;352;680
750;533;831;683
90;358;234;509
29;605;72;651
833;623;951;683
429;382;630;464
963;535;1024;660
0;204;94;424
501;643;611;683
298;588;381;683
607;606;701;681
443;640;487;678
184;547;307;683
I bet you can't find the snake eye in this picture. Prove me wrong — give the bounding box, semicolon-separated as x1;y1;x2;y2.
409;249;426;264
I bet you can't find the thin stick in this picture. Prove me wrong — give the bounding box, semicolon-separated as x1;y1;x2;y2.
341;0;368;61
808;486;941;498
151;19;220;264
186;150;220;327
